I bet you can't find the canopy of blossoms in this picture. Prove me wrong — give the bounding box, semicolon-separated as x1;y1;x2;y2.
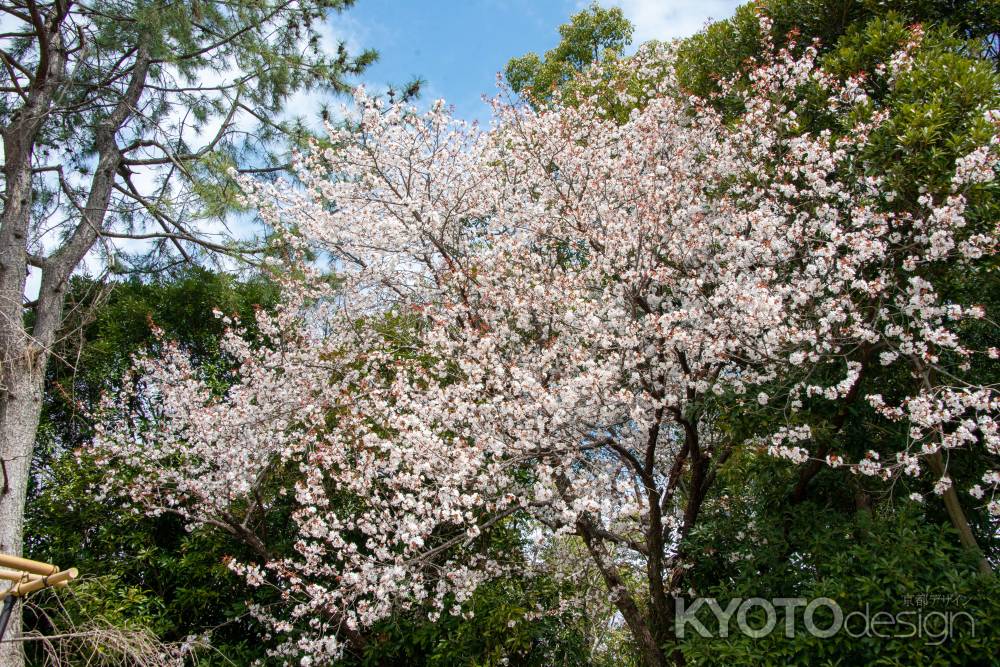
92;20;999;663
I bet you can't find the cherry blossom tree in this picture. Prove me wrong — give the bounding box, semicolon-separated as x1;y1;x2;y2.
92;20;998;666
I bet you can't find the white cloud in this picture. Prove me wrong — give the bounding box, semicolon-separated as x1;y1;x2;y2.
592;0;743;44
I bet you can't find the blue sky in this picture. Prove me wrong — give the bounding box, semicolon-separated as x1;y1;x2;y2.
333;1;744;122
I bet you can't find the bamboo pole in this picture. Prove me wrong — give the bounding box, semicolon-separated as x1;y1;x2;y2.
0;568;77;600
0;569;68;588
0;553;58;576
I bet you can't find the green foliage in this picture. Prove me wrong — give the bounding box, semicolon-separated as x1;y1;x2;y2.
504;2;633;105
676;0;999;112
854;26;1000;201
680;503;1000;666
347;576;593;667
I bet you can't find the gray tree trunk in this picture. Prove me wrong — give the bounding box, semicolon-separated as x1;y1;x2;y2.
0;72;56;666
0;357;47;666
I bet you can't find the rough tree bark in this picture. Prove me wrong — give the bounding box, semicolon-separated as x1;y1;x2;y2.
0;10;68;663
